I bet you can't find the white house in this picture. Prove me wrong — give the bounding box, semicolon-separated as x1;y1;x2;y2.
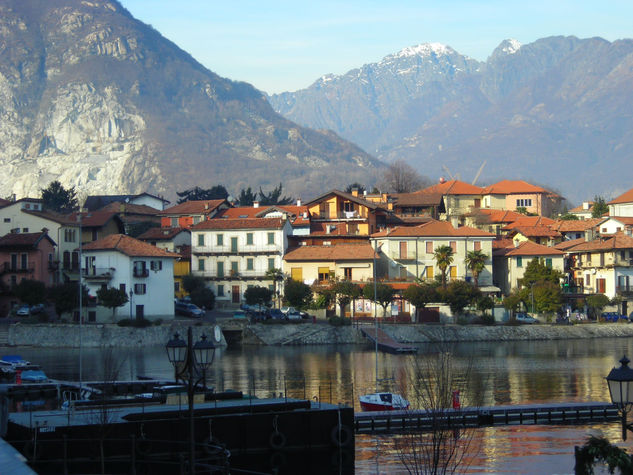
608;188;633;217
191;217;292;307
597;217;633;236
82;234;177;322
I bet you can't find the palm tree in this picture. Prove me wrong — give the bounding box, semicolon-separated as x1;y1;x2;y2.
465;250;488;288
434;245;454;288
265;268;285;308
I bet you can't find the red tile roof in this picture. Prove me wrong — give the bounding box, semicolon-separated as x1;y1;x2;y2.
554;237;586;251
605;217;633;226
469;209;525;224
549;218;604;232
0;231;56;249
372;220;495;238
492;238;515;250
191;218;285;230
306;190;385;210
218;205;311;226
159;200;227;216
569;202;594;213
82;234;177;257
284;243;377;261
608;188;633;205
481;180;549;195
504;241;564;256
501;216;555;230
509;225;561;238
68;211;122;228
418;180;484;196
566;232;633;252
137;227;190;240
391;191;443;207
97;202;162;216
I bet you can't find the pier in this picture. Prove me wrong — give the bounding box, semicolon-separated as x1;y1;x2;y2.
354;401;620;433
360;327;417;354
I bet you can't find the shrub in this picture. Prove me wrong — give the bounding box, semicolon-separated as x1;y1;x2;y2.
327;316;351;327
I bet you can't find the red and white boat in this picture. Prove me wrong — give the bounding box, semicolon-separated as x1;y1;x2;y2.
359;392;409;411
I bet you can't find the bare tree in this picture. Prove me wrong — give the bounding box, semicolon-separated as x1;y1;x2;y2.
395;346;486;474
380;160;430;193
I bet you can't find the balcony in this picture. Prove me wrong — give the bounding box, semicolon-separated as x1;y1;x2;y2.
192;245;281;256
617;286;633;296
2;262;35;273
82;267;114;281
133;268;149;278
394;251;417;261
194;270;270;281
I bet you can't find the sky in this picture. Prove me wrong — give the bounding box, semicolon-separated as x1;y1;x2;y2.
121;1;633;94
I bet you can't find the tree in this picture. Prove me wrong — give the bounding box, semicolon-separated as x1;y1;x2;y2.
396;347;484;474
344;183;366;194
182;273;207;294
13;279;46;306
332;281;361;317
363;282;395;317
476;295;494;317
434;245;454;288
176;185;228;203
237;187;258;206
48;282;89;319
190;286;215;310
591;196;609;218
503;289;523;317
258;183;293;205
283;278;313;308
530;281;562;314
520;258;562;287
97;287;129;322
443;280;481;316
403;283;439;321
41;180;78;213
244;286;272;309
379;160;429;193
464;250;487;288
559;213;579;221
585;294;610;319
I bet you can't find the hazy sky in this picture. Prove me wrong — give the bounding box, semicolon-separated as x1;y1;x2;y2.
122;1;633;94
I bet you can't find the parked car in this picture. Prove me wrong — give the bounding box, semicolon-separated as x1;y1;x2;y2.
249;310;270;322
287;311;302;320
280;307;297;315
515;313;538;324
174;301;204;318
29;304;45;315
233;310;247;319
15;305;30;317
269;309;285;320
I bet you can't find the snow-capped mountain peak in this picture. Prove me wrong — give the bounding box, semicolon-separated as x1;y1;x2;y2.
395;43;453;59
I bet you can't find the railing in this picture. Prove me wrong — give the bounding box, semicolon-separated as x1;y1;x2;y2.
82;267;114;280
192;245;281;255
195;270;272;279
133;268;149;278
2;262;35;273
394;252;417;261
617;286;633;295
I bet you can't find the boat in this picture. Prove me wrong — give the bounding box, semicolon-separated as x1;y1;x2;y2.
359;392;409;411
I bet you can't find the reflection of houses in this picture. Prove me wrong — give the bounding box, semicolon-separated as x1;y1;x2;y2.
371;221;495;286
564;232;633;315
283;243;376;285
0;231;57;315
82;234;177;322
158;200;230;228
493;241;564;295
480;180;563;216
305;189;389;237
190;218;292;307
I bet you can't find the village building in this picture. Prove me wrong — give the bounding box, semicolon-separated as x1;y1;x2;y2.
480;180;563;217
158;199;230;228
608;188;633;217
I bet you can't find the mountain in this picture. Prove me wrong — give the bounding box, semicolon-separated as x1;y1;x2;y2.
269;37;633;203
0;0;382;202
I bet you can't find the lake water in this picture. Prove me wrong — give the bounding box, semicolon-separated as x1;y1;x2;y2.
10;336;633;474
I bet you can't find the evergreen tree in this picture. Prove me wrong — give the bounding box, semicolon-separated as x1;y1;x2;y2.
591;196;609;218
176;185;228;203
258;183;293;205
41;180;78;213
97;287;129;322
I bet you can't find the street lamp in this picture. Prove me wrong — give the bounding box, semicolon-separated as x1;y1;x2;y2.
165;328;216;473
606;355;633;440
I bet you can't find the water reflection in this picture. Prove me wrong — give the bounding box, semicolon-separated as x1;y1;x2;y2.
9;336;633;473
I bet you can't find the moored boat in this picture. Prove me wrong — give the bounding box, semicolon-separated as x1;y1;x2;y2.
359;392;409;411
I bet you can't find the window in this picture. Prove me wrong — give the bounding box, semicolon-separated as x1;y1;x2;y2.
3;218;9;223
246;258;254;270
621;251;627;260
516;198;533;207
399;241;407;259
10;254;17;270
150;260;163;271
63;251;70;269
268;258;275;270
473;241;481;251
291;267;303;281
174;282;180;292
119;283;126;294
267;232;275;245
545;258;552;268
344;267;353;280
198;234;204;246
133;261;148;277
231;237;238;252
424;266;434;279
217;261;224;278
22;228;28;233
217;234;224;246
318;267;330;283
426;241;433;254
231;261;239;275
517;257;523;267
246;233;254;245
198;259;205;271
134;283;146;295
585;274;591;286
217;284;224;297
449;266;457;280
20;253;28;270
64;229;76;242
193;216;201;225
449;241;457;252
171;217;178;227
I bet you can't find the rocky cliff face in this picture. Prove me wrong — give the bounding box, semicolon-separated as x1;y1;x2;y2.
269;37;633;202
0;0;381;202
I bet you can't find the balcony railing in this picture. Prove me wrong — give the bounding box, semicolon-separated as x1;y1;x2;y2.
617;286;633;295
394;252;417;261
194;270;271;280
82;267;114;280
133;268;149;278
2;262;35;273
192;245;281;256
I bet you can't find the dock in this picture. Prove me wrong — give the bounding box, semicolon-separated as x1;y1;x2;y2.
361;327;417;354
354;401;620;433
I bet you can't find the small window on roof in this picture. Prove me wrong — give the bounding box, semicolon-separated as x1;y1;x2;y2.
239;214;248;218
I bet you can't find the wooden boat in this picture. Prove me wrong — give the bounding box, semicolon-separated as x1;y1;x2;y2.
359;392;410;412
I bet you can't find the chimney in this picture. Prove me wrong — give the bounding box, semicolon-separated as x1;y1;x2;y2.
582;201;590;210
204;203;209;210
303;212;308;218
363;190;367;197
253;201;260;208
296;198;302;206
351;187;359;197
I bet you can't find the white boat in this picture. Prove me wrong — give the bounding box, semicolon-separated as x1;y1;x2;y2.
359;392;409;411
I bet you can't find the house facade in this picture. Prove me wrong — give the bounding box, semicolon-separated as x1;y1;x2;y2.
81;234;177;322
417;180;485;227
190;218;292;307
371;221;495;286
480;180;562;217
608;188;633;217
158;200;230;228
